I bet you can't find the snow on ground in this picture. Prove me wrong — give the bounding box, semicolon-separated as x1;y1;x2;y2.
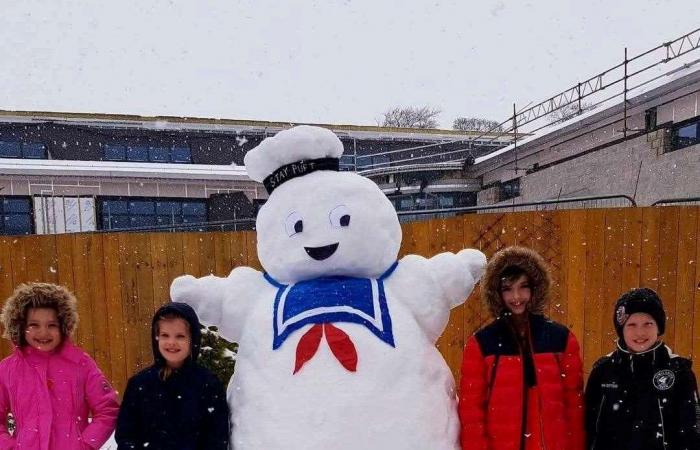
100;434;116;450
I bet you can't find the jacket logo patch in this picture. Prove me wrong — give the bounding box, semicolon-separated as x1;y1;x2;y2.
601;382;619;389
652;369;675;391
615;305;628;326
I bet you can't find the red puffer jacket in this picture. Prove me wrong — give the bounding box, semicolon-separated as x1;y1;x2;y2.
459;314;584;450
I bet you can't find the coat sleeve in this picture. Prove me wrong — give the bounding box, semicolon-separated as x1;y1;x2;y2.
584;360;604;450
197;374;230;450
114;377;143;449
560;332;585;450
458;335;488;450
671;362;700;449
0;372;16;450
80;358;120;449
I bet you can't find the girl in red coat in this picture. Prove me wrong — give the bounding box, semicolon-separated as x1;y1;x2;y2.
459;246;584;450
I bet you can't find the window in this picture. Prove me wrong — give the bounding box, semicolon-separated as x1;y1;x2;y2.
171;146;192;163
372;155;390;168
99;197;207;230
127;146;149;162
644;107;657;132
0;142;21;158
105;144;192;163
439;195;455;208
104;144;126;161
398;197;414;210
339;154;355;171
0;141;47;159
671;118;700;152
148;147;170;162
0;197;33;235
499;178;521;201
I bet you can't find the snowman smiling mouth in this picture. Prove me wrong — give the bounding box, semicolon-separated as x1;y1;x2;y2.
304;243;339;260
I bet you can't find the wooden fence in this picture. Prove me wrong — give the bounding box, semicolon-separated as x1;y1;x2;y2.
0;206;698;395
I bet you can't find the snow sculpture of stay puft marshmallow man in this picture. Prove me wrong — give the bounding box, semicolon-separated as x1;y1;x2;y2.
170;125;486;450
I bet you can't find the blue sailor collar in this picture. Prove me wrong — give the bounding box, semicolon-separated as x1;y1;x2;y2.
264;261;398;350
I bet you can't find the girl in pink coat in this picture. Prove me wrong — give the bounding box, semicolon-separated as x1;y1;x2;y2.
0;283;119;450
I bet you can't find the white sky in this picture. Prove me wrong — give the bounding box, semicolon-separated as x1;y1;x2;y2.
0;0;698;128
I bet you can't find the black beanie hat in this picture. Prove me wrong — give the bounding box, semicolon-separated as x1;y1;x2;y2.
613;288;665;339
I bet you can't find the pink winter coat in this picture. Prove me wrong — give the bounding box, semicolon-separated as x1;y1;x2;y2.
0;340;119;450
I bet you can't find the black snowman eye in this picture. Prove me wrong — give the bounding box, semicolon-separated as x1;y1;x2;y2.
329;205;351;228
285;212;304;237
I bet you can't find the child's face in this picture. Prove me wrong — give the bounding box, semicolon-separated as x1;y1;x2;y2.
622;312;659;353
25;307;62;352
500;274;531;316
157;318;192;368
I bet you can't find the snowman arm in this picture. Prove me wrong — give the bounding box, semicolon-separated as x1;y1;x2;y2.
425;248;487;309
170;266;262;342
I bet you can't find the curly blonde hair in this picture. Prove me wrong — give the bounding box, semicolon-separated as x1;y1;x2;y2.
0;283;78;346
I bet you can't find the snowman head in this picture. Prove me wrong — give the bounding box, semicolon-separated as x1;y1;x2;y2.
244;126;402;283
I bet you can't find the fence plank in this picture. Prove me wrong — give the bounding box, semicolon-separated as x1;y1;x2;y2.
582;209;606;374
601;208;626;352
150;233;171;308
0;237;15;357
675;207;697;359
640;208;661;290
566;210;587;344
621;208;643;292
693;214;700;372
71;235;96;356
102;234;128;396
657;208;679;347
84;234;112;382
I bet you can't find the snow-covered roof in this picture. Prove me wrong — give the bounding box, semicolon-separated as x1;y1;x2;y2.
0;158;251;182
0;109;512;143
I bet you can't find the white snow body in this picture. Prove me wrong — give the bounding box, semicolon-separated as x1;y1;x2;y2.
170;126;486;450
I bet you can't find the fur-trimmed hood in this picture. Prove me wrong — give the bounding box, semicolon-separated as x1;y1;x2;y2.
0;282;78;345
482;246;551;318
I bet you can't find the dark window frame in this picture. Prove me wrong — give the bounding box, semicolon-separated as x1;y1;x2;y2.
97;196;208;230
103;143;193;163
0;196;34;235
669;116;700;153
499;178;521;201
0;141;48;159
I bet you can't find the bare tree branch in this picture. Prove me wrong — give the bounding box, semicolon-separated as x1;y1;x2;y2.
381;106;441;128
452;117;503;132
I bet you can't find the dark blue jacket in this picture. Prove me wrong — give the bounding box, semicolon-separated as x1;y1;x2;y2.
585;342;700;450
115;302;229;450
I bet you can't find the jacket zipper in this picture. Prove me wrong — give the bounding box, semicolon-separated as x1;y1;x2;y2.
536;390;548;450
591;394;606;450
519;384;528;450
657;398;667;450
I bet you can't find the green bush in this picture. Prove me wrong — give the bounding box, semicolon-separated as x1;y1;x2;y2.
198;326;237;386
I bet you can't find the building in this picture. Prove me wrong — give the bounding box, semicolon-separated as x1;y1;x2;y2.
470;66;700;208
0;111;510;235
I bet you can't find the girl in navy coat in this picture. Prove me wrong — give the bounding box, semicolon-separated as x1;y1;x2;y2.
115;302;229;450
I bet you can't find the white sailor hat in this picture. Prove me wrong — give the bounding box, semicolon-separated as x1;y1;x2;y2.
244;125;345;194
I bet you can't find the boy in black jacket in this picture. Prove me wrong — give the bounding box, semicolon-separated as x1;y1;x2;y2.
116;302;230;450
585;288;700;450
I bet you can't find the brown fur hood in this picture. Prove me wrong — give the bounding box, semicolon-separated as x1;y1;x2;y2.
482;246;551;318
1;283;78;345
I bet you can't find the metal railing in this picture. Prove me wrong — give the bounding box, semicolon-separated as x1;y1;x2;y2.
361;27;700;173
651;196;700;206
395;194;637;222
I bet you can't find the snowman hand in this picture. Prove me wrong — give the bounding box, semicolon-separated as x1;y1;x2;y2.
170;273;226;328
428;248;487;309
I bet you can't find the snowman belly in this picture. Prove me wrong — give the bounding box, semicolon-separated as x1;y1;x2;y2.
228;307;459;450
